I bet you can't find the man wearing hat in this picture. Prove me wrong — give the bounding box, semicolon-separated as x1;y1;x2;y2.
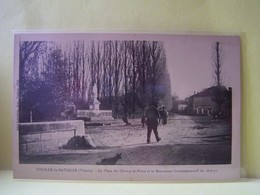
145;102;161;144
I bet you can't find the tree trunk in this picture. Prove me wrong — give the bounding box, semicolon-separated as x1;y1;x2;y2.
132;41;136;118
124;41;128;116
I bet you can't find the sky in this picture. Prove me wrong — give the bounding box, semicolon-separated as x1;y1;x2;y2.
164;35;240;100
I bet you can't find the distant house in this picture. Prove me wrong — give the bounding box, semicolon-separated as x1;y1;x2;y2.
191;86;231;116
178;104;188;112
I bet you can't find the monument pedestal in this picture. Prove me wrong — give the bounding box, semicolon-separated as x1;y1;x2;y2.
77;110;113;121
77;84;113;121
89;99;101;111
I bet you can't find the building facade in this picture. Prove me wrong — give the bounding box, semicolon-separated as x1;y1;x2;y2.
191;86;230;116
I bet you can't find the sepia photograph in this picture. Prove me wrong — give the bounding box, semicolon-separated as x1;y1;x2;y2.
13;32;240;181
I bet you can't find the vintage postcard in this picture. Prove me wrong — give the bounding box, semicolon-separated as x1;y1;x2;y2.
13;32;241;181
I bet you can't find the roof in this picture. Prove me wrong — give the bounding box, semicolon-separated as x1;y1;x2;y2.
192;86;228;98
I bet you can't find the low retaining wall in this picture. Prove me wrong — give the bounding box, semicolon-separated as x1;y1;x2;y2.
19;120;85;155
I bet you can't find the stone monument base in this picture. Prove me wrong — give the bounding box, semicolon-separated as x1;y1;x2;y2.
77;110;113;121
19;120;88;155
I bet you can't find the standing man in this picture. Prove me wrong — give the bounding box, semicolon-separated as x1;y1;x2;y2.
159;106;168;125
141;106;148;128
145;102;161;144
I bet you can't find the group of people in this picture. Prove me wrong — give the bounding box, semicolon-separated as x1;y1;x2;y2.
142;103;168;144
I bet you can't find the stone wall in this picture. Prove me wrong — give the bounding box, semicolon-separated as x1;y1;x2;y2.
19;120;85;155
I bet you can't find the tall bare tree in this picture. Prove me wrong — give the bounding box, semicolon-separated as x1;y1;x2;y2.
213;42;223;86
123;41;129;116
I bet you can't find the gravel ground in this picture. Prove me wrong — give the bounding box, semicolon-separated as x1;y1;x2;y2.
87;114;231;147
20;114;232;165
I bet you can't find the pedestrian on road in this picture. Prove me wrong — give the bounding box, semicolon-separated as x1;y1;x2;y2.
159;106;168;125
141;107;148;128
145;102;161;144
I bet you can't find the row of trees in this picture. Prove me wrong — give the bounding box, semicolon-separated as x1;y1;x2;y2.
19;40;171;122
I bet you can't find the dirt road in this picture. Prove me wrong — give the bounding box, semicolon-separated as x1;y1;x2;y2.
21;114;232;165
